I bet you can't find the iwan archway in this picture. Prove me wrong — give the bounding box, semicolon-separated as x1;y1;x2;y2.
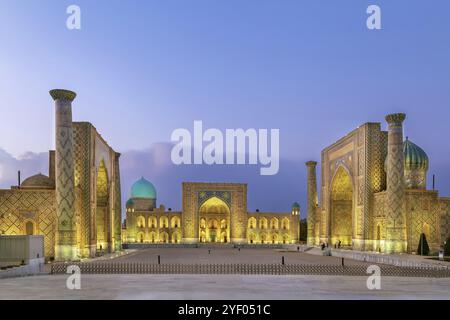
330;166;353;247
96;159;110;252
199;196;231;243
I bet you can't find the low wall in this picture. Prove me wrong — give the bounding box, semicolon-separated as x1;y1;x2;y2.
329;249;450;270
0;235;44;264
0;258;45;279
123;243;284;249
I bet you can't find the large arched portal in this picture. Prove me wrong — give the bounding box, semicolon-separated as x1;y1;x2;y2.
96;159;109;252
199;197;230;243
330;166;353;247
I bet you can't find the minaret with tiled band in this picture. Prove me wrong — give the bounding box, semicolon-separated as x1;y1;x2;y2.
50;89;78;261
306;161;318;246
385;113;407;253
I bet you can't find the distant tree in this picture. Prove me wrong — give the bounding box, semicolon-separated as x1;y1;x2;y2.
300;219;307;242
417;233;430;256
444;234;450;256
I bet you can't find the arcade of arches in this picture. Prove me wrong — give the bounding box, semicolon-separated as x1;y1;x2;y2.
123;182;301;245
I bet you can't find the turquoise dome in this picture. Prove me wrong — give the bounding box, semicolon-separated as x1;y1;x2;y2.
130;177;157;199
126;198;134;207
292;202;300;209
384;138;429;172
404;138;429;171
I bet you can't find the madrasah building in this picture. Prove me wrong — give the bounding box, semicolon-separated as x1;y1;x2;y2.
121;180;300;245
306;113;450;254
0;90;122;261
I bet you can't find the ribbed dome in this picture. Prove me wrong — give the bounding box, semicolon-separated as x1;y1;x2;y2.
126;198;134;207
130;177;156;199
404;138;429;171
292;202;300;209
21;173;54;189
384;138;429;172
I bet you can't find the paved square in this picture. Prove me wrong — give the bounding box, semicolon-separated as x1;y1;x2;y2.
1;274;450;300
113;247;369;265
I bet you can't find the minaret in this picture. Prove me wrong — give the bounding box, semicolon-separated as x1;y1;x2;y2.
385;113;407;253
50;89;78;261
306;161;318;246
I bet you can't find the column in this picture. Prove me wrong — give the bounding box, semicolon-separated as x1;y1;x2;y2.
385;113;407;253
50;89;78;261
306;161;318;246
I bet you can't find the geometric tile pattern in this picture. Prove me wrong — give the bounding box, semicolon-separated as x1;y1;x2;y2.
198;190;232;208
385;113;406;251
406;193;439;250
0;190;56;257
54;96;77;253
309;113;450;253
440;200;450;243
182;183;248;242
73;123;91;253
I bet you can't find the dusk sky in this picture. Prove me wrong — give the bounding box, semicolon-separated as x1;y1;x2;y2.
1;0;450;217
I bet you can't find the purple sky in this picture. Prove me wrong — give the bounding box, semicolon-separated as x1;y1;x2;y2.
1;1;450;218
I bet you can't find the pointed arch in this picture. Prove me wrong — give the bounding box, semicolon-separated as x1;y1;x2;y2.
330;165;353;246
198;196;230;243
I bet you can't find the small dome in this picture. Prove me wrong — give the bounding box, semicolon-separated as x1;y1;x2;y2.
384;138;429;172
292;202;300;209
21;173;54;189
130;177;156;199
126;198;134;207
404;138;429;171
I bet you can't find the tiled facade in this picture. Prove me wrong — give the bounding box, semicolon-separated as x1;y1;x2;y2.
123;182;300;245
307;113;450;253
0;90;122;261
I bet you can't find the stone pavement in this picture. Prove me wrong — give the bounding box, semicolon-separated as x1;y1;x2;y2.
305;247;450;268
111;247;370;265
1;274;449;300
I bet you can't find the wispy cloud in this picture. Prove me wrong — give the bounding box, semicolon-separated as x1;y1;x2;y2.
120;143;305;215
0;148;48;187
0;144;306;220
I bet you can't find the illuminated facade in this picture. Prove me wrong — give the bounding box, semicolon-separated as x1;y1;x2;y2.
123;181;300;245
307;113;450;253
0;89;122;261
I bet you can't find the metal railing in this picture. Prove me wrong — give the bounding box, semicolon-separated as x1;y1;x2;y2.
50;262;450;278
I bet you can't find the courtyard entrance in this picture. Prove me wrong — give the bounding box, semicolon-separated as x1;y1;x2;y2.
330;166;353;247
198;197;230;243
96;159;110;252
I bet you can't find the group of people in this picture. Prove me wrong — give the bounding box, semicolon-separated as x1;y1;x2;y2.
320;240;342;250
